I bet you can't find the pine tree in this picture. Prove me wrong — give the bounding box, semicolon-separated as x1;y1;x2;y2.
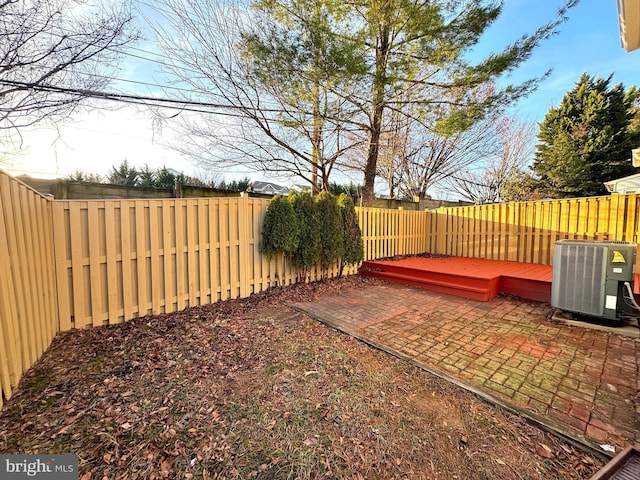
352;0;578;205
107;160;138;186
533;74;640;198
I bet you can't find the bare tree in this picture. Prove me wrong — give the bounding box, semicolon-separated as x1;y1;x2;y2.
445;115;537;204
148;0;363;191
342;89;499;200
0;0;138;134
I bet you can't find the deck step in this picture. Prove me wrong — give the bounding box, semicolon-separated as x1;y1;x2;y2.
360;257;640;305
360;261;498;302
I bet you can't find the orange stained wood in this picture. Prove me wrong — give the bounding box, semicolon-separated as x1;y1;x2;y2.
363;256;640;304
361;256;554;303
375;256;553;281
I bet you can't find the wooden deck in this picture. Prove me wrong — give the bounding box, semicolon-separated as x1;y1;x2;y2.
360;256;640;304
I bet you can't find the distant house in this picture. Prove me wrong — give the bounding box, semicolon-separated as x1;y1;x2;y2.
604;148;640;194
250;181;289;195
290;184;312;193
604;172;640;194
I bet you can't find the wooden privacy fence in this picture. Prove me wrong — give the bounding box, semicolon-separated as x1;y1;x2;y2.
52;196;271;329
431;193;640;266
358;207;432;260
1;169;433;406
2;165;640;409
0;174;58;409
51;201;430;330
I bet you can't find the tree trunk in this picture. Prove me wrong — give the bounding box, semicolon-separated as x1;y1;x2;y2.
362;27;389;207
311;86;320;192
362;86;386;206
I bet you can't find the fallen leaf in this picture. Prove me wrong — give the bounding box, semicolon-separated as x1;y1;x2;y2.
536;443;554;459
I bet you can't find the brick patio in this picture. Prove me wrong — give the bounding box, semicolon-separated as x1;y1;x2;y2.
292;282;640;456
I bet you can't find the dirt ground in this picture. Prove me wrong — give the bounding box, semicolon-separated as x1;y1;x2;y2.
0;276;605;479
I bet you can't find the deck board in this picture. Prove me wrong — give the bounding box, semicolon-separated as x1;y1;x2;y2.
361;256;640;304
360;256;553;302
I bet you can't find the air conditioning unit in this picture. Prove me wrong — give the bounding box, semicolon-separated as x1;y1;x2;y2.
551;240;637;320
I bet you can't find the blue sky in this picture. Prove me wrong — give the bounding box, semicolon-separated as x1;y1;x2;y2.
483;0;638;123
5;0;638;184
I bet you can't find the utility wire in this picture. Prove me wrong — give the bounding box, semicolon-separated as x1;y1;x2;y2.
0;79;285;117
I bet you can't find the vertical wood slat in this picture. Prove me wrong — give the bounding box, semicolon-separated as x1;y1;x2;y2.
135;202;150;317
87;202;102;325
52;202;71;331
68;202;86;329
208;199;221;302
104;203;120;324
162;201;175;313
121;202;134;322
0;172;59;408
149;201;163;314
41;197;58;340
219;199;230;300
239;195;252;297
198;199;209;304
175;200;187;311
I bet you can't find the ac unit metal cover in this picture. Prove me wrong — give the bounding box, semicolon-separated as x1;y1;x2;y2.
552;241;609;316
551;240;637;319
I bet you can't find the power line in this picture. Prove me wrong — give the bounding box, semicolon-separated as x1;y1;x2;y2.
15;13;218;85
0;79;285;117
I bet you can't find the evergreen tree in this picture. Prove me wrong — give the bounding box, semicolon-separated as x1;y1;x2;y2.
289;191;321;281
107;160;138;186
351;0;578;205
315;192;344;279
155;167;177;190
138;164;156;187
241;0;364;192
337;194;364;276
533;74;640;198
260;195;299;284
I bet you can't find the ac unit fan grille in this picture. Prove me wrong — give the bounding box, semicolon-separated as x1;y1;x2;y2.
552;244;607;316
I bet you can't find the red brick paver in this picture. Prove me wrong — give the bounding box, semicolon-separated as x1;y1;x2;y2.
292;283;640;454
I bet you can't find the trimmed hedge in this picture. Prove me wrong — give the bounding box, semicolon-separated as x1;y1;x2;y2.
316;191;344;278
290;192;320;281
260;191;364;282
338;193;364;276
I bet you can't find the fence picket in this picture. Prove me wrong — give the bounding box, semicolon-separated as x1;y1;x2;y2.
121;202;134;321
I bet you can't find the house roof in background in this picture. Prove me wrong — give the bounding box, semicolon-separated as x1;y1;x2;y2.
604;171;640;192
251;181;289;195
